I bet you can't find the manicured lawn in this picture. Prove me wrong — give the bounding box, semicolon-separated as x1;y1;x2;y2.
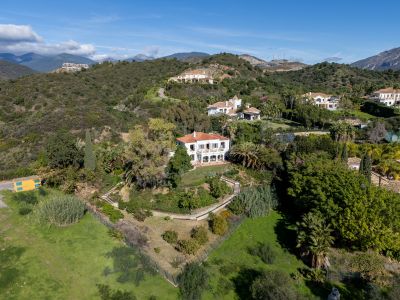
180;165;232;187
0;191;178;300
202;211;318;299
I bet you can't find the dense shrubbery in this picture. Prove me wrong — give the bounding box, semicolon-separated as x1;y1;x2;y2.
362;101;400;118
249;242;276;264
206;176;231;198
177;262;209;300
250;270;299;300
209;213;229;235
176;239;200;255
191;226;209;245
229;185;277;218
101;203;124;223
162;230;178;244
35;195;85;226
97;284;136;300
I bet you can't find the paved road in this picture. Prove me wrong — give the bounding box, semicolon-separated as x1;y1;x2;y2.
0;181;13;208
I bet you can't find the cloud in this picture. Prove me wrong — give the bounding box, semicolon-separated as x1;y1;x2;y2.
323;57;343;63
0;24;95;56
0;24;42;42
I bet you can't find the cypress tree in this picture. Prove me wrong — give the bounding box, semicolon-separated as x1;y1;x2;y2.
359;153;371;183
341;143;348;163
84;129;96;171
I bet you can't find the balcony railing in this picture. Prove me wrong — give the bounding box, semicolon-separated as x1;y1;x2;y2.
196;148;225;154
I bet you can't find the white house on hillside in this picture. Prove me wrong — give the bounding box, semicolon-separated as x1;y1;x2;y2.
303;92;340;111
176;132;230;165
371;88;400;106
169;69;214;84
207;95;242;117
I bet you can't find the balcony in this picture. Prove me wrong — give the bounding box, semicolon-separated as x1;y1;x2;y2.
196;148;225;154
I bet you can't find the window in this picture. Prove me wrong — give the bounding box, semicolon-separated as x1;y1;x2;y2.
190;144;195;151
16;182;22;186
17;187;23;191
213;143;218;148
190;154;195;161
199;144;205;149
221;142;225;149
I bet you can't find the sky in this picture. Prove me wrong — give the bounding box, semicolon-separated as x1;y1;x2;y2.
0;0;399;64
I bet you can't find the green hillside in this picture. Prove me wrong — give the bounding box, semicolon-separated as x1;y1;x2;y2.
0;60;36;80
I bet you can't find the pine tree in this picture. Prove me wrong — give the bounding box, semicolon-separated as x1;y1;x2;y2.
84;129;96;171
341;143;348;163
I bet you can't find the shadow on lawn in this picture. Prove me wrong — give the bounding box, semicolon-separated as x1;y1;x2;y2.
274;216;298;255
0;244;26;291
232;268;262;300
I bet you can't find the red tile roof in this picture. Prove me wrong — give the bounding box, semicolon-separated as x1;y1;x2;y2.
374;88;400;94
177;132;229;143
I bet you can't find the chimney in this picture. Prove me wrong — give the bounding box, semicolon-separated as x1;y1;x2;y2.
225;101;228;106
193;131;196;137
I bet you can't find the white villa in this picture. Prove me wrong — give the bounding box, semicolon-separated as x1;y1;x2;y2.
56;62;89;73
169;69;214;84
207;96;262;120
303;92;340;111
176;132;230;165
371;88;400;106
207;96;242;117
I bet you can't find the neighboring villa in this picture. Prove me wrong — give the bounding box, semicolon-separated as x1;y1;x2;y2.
55;62;89;73
370;88;400;107
207;95;242;117
169;69;214;84
303;92;340;111
176;132;230;165
207;96;261;120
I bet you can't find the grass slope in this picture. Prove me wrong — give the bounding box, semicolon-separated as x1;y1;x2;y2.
203;211;317;299
0;192;177;300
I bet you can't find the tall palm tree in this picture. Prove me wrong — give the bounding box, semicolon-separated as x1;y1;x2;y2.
229;142;260;169
296;212;334;269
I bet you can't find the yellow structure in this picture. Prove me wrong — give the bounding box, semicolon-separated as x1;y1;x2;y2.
13;177;41;192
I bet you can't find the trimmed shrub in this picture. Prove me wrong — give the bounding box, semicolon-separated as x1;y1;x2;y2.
176;239;200;255
101;203;124;223
177;262;208;300
191;226;209;245
35;195;85;226
249;242;276;264
162;230;178;244
209;213;228;236
19;206;32;215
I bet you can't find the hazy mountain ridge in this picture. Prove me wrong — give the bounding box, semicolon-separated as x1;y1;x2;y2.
239;54;307;72
0;60;36;80
352;47;400;71
0;53;96;72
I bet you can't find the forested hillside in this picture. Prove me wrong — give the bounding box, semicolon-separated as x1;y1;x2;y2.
0;60;36;80
1;53;400;179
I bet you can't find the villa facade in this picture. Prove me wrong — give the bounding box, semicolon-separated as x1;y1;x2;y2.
303;92;340;111
169;69;214;84
207;95;242;117
371;88;400;106
176;132;230;165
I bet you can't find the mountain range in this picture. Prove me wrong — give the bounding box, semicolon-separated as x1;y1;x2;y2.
239;54;307;72
351;47;400;71
0;60;36;80
0;53;95;72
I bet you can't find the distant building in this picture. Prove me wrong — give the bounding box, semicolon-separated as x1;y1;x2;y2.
169;69;214;84
55;62;89;73
176;132;230;165
240;106;261;120
371;88;400;106
303;92;340;111
207;95;242;117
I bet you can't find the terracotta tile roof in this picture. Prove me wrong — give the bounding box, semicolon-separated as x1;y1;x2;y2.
177;132;229;143
374;88;400;94
207;101;235;109
243;107;261;114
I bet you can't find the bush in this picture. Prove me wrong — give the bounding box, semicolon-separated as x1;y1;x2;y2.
108;228;124;241
249;243;276;264
18;206;32;215
12;191;38;205
176;239;200;255
206;176;231;198
228;185;277;218
162;230;178;244
250;270;298;300
35;195;85;226
101;203;124;223
209;213;228;236
97;284;136;300
177;262;209;300
154;247;161;254
191;226;209;245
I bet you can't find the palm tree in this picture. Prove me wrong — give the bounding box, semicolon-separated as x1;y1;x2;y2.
296;212;334;269
229;142;260;169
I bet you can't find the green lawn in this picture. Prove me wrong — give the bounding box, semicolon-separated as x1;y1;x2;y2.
0;191;178;300
202;211;318;299
180;165;232;187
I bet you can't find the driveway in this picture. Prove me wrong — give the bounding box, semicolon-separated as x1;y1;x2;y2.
0;181;13;208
